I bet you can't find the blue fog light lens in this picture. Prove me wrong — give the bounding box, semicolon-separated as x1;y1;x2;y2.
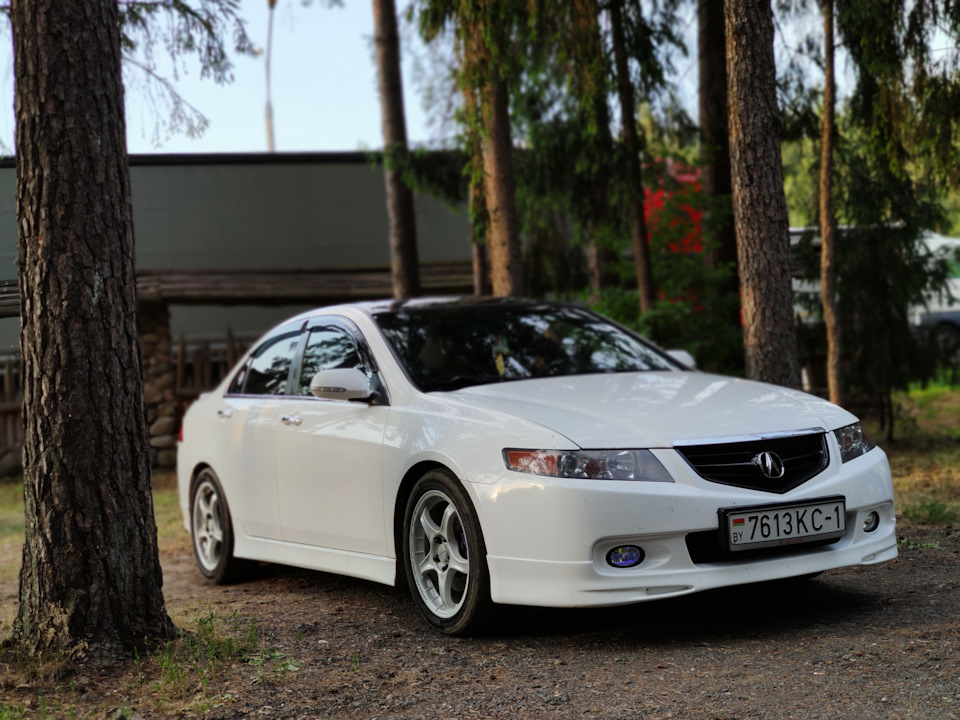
862;511;880;533
606;545;644;568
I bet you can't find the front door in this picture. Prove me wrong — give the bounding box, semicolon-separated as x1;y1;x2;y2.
275;322;388;555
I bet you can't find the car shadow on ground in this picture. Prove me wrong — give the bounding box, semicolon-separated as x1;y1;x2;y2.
237;562;886;647
496;574;885;644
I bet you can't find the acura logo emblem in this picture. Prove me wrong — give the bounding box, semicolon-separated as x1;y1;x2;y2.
753;451;786;479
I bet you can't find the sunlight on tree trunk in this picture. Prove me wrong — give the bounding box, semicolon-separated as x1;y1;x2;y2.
571;0;618;297
373;0;421;299
609;0;655;315
819;0;842;406
478;51;524;297
462;85;491;296
725;0;801;388
11;0;175;658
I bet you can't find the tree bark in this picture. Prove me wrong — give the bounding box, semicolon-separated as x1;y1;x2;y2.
11;0;174;657
609;0;656;315
462;85;492;296
373;0;421;299
480;68;524;297
819;0;842;405
699;0;742;342
571;0;619;297
725;0;801;388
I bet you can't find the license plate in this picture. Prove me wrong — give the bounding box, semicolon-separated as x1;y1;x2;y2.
722;496;846;552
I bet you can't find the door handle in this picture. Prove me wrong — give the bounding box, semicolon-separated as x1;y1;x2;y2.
217;409;233;419
281;415;303;427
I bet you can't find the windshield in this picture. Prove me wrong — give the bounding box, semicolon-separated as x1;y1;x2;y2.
373;302;678;392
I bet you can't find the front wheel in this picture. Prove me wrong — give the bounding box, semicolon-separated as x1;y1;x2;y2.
402;469;492;635
190;468;253;584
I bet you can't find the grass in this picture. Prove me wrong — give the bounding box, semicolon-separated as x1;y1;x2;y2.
0;471;296;717
0;608;268;718
863;383;960;528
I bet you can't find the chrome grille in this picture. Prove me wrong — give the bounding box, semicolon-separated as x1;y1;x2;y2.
676;431;829;494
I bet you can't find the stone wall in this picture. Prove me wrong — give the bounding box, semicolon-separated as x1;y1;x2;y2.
139;302;178;468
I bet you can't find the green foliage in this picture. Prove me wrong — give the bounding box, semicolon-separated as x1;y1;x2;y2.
837;0;960;185
790;109;951;403
589;152;743;372
117;0;254;145
903;501;960;526
896;536;942;549
0;703;28;720
151;610;260;701
248;646;302;685
411;0;692;308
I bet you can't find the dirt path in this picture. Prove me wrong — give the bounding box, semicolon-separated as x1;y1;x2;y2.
4;522;960;718
161;524;960;720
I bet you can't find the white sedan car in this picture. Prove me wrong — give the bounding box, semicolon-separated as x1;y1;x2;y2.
178;298;897;634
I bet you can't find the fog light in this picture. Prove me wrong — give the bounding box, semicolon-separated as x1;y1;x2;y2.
862;511;880;533
606;545;644;568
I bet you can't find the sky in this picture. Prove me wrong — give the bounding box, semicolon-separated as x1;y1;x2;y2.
0;1;448;155
0;2;829;158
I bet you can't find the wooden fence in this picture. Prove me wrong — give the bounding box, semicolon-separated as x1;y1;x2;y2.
175;330;251;401
0;354;23;453
0;332;248;458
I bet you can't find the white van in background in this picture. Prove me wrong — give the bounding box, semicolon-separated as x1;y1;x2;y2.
790;229;960;337
910;233;960;338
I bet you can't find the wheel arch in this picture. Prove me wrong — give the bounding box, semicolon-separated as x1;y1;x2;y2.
188;462;214;497
392;460;458;577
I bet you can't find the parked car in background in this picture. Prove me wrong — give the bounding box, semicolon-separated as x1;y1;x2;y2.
909;233;960;340
791;229;960;335
178;298;897;634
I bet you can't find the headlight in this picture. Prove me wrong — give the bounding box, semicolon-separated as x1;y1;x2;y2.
503;448;674;482
834;422;874;463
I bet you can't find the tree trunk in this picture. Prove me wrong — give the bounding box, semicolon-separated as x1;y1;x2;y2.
609;0;656;315
373;0;421;299
699;0;742;357
480;72;525;297
724;0;801;388
819;0;843;405
11;0;174;657
462;84;491;296
572;0;618;297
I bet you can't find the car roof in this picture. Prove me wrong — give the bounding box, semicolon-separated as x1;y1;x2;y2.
306;296;551;318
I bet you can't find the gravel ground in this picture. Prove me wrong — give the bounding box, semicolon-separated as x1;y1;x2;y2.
184;523;959;719
4;522;960;719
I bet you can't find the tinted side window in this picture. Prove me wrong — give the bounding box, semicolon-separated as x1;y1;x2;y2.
227;363;248;394
242;331;301;395
297;327;363;396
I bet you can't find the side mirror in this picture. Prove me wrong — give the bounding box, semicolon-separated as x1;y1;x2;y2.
309;368;372;401
667;349;696;369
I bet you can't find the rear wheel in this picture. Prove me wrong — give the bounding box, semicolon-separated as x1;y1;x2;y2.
403;469;492;635
190;468;253;584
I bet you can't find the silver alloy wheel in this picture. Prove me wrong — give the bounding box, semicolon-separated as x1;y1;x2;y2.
408;488;470;619
192;477;225;573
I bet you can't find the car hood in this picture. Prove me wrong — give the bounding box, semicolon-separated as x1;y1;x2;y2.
442;371;856;448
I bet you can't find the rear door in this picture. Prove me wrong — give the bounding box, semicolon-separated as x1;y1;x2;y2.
213;321;303;540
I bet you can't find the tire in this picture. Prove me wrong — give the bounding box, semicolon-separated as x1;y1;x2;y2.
190;468;253;584
402;469;492;635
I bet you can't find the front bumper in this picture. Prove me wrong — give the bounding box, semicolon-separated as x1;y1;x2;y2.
471;446;897;607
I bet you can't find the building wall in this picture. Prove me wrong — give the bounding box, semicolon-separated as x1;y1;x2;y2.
0;153;472;350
